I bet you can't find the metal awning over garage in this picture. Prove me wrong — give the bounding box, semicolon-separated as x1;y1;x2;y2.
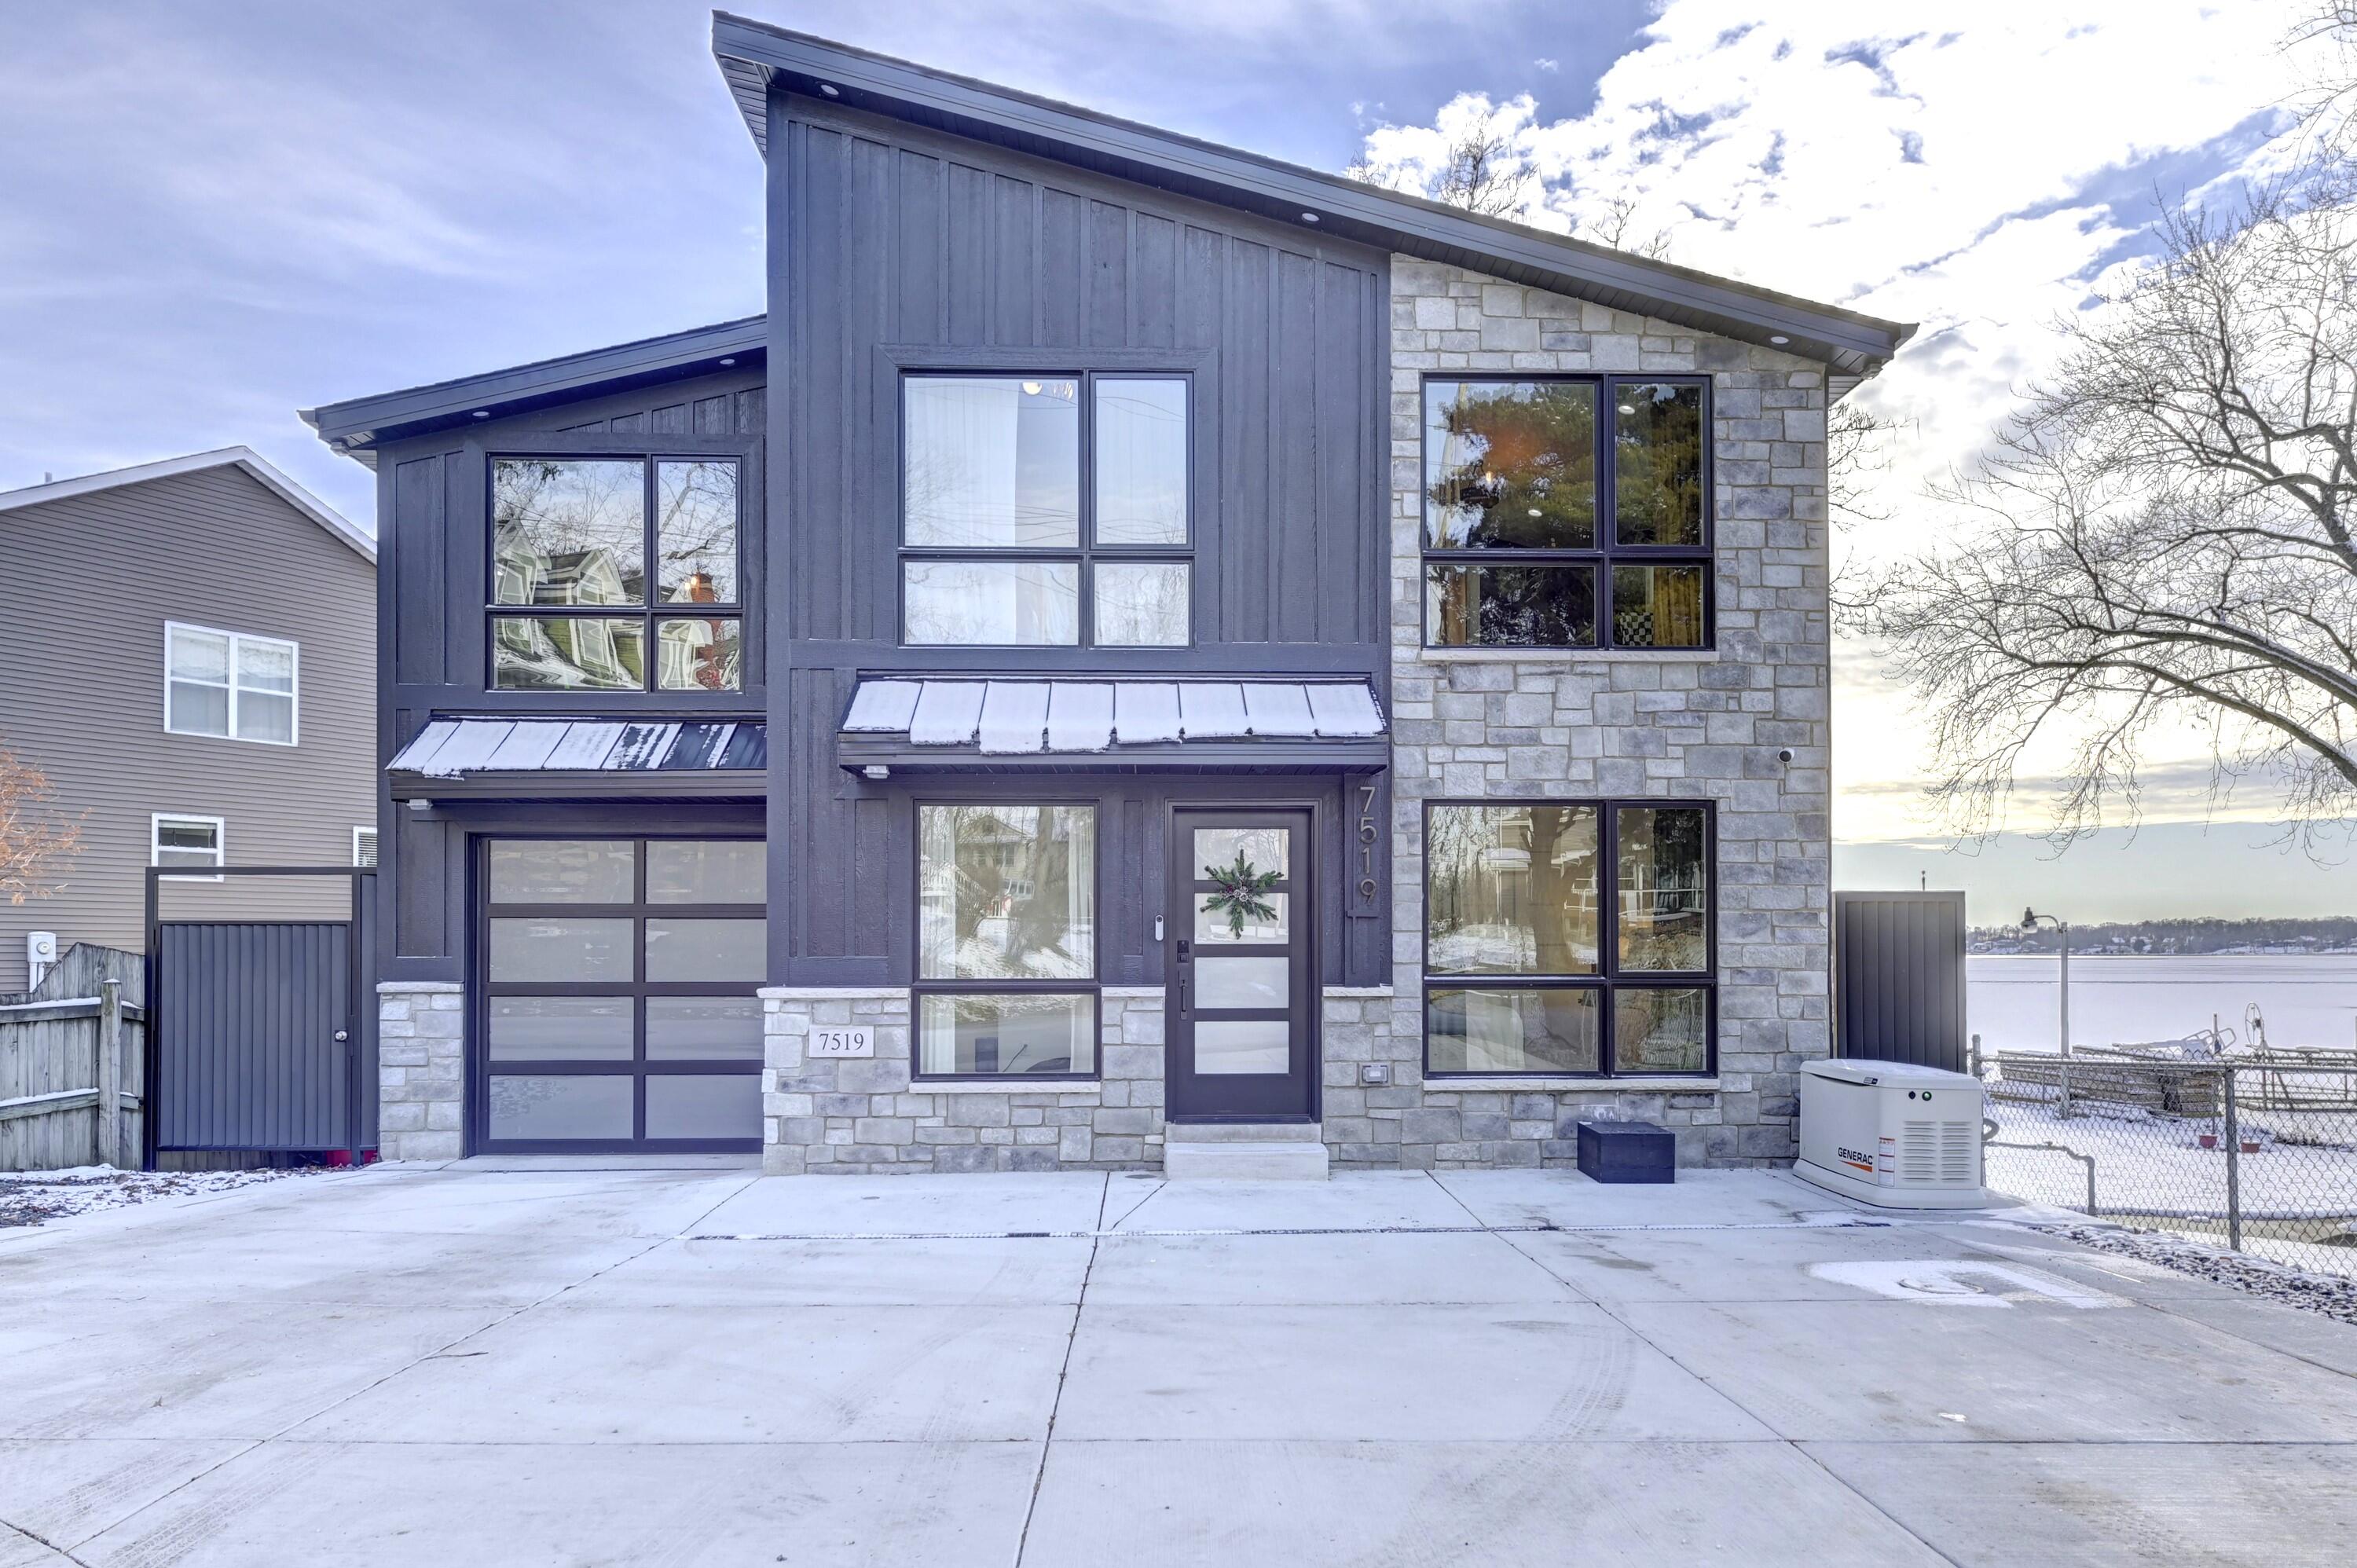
838;678;1387;772
387;718;766;798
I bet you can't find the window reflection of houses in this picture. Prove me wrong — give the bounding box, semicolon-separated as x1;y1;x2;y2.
1428;805;1600;973
491;613;640;690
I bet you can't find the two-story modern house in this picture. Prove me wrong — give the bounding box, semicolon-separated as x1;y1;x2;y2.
0;448;377;995
304;16;1912;1173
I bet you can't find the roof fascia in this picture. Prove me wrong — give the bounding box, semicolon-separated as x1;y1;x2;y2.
0;446;375;565
302;317;768;463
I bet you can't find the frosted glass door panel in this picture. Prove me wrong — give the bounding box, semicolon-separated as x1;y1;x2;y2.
1195;1020;1289;1075
1196;956;1288;1009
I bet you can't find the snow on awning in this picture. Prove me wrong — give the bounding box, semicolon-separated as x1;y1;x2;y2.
839;678;1386;770
388;719;766;780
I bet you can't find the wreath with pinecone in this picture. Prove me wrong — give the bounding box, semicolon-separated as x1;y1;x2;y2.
1201;852;1281;939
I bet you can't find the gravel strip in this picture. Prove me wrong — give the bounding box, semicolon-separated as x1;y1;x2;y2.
2036;1221;2357;1327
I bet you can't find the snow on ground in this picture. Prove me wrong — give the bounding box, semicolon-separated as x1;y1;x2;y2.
2034;1221;2357;1328
1985;1090;2357;1280
1985;1095;2357;1214
0;1166;314;1229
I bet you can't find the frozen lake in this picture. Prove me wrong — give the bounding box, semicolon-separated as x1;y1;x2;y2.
1970;954;2357;1053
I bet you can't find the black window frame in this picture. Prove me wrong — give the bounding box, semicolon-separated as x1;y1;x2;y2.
1418;374;1714;651
896;370;1195;650
474;833;767;1153
909;797;1104;1083
1420;797;1717;1079
485;451;748;694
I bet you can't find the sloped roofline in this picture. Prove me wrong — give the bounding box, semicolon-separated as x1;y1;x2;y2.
0;446;376;565
301;315;764;465
709;13;1915;376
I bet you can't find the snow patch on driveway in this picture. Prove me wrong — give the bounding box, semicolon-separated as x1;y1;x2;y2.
0;1166;315;1229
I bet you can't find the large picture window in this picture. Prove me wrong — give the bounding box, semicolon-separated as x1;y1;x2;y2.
900;375;1191;648
489;456;743;691
915;804;1098;1079
480;837;764;1149
1421;377;1710;650
1424;800;1713;1077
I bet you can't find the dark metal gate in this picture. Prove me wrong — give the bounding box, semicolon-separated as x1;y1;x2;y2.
1833;888;1968;1073
144;866;376;1166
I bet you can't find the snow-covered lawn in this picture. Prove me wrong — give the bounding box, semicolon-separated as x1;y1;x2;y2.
1985;1094;2357;1278
0;1166;314;1229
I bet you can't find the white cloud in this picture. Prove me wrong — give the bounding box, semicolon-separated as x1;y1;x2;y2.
1354;0;2330;841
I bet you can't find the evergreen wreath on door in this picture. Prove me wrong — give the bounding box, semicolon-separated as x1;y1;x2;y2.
1200;851;1281;939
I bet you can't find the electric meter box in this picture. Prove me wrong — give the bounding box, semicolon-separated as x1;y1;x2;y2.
1794;1059;1993;1210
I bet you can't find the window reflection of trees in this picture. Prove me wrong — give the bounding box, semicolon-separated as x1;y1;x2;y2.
919;807;1094;981
1421;377;1710;649
1427;804;1600;975
1425;801;1712;1076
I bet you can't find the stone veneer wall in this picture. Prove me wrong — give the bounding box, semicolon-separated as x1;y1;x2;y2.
1343;258;1836;1171
377;980;464;1162
761;986;1168;1174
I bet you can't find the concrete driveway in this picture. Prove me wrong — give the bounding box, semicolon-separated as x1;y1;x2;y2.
2;1163;2354;1566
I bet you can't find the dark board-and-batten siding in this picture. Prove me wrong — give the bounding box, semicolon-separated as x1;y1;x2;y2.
772;93;1392;986
775;97;1389;657
375;368;767;981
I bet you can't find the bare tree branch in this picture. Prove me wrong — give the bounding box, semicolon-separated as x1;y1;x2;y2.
1578;192;1671;259
1868;173;2357;848
0;740;83;907
1347;106;1532;219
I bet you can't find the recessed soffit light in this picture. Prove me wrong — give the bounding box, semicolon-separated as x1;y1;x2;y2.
719;357;736;366
471;409;490;419
1768;334;1790;345
1300;211;1319;223
818;82;840;97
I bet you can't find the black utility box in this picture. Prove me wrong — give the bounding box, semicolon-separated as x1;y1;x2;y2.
1575;1119;1675;1184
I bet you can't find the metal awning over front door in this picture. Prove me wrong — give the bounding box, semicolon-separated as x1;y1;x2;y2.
838;677;1387;772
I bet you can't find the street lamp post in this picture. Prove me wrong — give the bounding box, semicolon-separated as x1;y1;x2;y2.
2023;908;2071;1116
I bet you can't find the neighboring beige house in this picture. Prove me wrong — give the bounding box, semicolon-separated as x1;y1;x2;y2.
0;448;376;992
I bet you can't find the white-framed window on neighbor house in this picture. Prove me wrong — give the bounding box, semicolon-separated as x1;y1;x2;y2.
353;827;379;868
152;813;225;881
164;622;299;744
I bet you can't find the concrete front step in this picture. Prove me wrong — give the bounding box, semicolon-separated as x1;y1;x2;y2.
1164;1122;1329;1180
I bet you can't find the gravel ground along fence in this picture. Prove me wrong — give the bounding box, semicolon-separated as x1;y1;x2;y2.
1982;1051;2357;1279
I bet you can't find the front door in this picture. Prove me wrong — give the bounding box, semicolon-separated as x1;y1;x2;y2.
1166;809;1316;1122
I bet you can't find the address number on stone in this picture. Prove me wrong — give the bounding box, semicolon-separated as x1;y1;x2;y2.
808;1026;874;1059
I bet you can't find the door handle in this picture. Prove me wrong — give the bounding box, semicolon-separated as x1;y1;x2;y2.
1175;938;1190;1019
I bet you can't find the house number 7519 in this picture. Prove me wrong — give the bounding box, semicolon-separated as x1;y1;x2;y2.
1356;782;1378;901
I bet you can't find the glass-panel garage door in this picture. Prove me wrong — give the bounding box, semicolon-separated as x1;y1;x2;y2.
478;837;764;1152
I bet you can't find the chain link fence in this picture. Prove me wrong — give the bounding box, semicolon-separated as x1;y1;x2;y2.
1978;1046;2357;1278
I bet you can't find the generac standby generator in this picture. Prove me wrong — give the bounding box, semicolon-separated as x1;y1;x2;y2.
1794;1059;1992;1209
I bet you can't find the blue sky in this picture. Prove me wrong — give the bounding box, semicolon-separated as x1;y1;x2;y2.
0;0;1650;522
2;2;2342;914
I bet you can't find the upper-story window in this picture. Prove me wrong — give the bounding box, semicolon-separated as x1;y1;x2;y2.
900;374;1191;648
1421;377;1710;650
489;456;742;691
165;622;298;744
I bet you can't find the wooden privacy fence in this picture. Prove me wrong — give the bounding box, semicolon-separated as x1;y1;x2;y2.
0;981;144;1171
